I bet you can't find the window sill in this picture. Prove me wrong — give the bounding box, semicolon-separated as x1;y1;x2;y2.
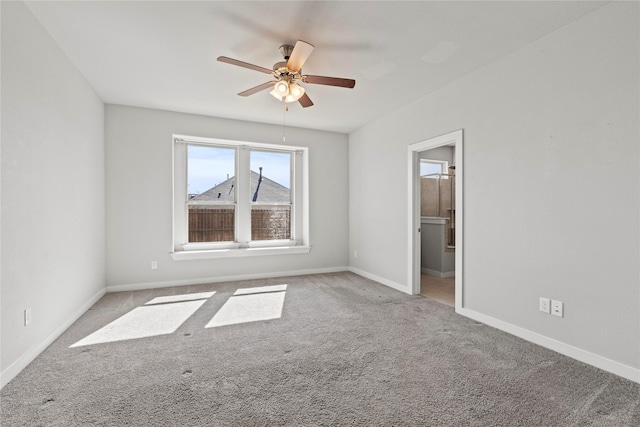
171;245;311;261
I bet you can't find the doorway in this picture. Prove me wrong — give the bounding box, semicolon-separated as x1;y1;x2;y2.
407;130;463;311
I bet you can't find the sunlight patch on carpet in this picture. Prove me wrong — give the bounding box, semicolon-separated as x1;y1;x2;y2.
70;292;215;347
205;284;287;328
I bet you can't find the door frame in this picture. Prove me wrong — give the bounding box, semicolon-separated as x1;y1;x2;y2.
407;130;463;311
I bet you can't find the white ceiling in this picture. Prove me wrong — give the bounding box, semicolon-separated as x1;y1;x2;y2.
25;1;607;134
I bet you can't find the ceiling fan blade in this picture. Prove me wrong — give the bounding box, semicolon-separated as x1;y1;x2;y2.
238;81;276;97
298;92;314;108
304;75;356;88
286;40;314;72
217;56;273;74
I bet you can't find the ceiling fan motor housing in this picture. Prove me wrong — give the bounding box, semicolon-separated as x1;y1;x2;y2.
273;64;301;83
274;45;300;81
279;44;294;60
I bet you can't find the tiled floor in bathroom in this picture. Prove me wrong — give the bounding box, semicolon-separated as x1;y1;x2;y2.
420;274;455;307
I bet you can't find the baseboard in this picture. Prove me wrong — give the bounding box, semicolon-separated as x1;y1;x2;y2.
348;267;410;295
456;307;640;384
0;287;107;389
106;266;350;293
421;268;455;278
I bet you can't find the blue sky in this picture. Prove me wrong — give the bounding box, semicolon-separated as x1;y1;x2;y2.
188;145;291;194
420;160;448;178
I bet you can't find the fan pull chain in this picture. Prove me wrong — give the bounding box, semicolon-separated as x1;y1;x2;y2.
283;106;288;142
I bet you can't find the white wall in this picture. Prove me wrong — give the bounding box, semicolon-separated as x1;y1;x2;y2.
1;1;106;387
105;105;349;289
349;2;639;378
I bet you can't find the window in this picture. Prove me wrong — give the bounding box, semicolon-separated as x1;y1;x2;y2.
250;150;292;241
172;135;309;260
420;159;449;179
187;144;236;243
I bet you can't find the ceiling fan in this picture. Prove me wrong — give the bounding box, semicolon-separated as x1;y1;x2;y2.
217;40;356;108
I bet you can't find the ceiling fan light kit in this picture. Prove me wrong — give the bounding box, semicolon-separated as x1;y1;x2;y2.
270;81;306;103
218;40;356;108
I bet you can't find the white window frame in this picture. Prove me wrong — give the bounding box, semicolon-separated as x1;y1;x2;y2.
171;135;310;260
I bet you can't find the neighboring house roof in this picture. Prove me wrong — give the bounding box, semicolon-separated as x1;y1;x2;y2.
190;170;290;203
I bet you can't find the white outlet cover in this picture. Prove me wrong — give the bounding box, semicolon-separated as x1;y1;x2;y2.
551;300;563;317
539;297;551;313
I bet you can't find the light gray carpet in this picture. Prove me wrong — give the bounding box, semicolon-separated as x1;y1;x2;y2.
2;272;639;426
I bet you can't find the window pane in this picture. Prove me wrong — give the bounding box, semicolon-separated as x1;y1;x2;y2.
250;151;291;241
188;205;235;242
188;145;235;199
420;160;445;178
250;151;291;203
187;145;236;243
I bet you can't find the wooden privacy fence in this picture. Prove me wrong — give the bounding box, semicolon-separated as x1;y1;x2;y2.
251;207;291;240
188;206;290;242
188;207;235;242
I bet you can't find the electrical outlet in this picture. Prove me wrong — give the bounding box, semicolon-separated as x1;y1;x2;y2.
24;308;32;326
539;297;551;314
151;260;158;270
353;251;358;258
551;300;563;317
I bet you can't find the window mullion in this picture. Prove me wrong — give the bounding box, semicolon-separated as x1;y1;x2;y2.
237;146;251;246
